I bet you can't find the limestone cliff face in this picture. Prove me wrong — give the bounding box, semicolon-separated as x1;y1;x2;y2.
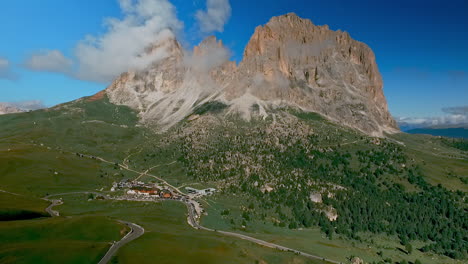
227;13;398;135
106;13;398;136
107;36;233;128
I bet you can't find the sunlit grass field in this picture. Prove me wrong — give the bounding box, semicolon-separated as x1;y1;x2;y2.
0;215;126;264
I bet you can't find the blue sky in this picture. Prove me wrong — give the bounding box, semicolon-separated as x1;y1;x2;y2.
0;0;467;122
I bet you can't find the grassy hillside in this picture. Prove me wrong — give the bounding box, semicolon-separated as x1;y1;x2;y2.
170;110;467;261
0;215;126;264
0;97;466;263
0;97;322;264
0;96;145;161
56;195;321;264
0;192;48;221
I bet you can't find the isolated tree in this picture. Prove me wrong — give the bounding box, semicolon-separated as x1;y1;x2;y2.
405;243;413;254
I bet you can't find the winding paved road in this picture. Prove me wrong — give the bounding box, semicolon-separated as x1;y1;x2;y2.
87;152;343;264
41;191;144;264
45;191;107;199
98;221;145;264
37;144;343;264
43;191;106;217
215;230;341;264
43;199;63;217
184;201;342;264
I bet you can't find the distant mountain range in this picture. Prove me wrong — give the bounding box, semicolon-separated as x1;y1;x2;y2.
0;101;45;115
0;103;23;115
406;127;468;139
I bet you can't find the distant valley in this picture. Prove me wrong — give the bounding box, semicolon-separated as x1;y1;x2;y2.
406;127;468;139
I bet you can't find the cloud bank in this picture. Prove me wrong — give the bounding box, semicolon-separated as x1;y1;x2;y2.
195;0;232;33
184;37;231;72
21;0;235;84
442;106;468;116
74;0;184;82
396;106;468;129
0;57;19;80
23;0;184;83
22;0;233;84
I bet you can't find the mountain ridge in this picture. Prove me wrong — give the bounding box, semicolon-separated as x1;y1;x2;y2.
106;13;398;137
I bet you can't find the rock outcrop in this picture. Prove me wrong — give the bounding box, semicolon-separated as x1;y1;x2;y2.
106;13;398;136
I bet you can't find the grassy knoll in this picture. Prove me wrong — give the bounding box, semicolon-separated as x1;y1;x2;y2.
0;142;127;196
0;96;147;165
57;194;325;264
0;215;126;264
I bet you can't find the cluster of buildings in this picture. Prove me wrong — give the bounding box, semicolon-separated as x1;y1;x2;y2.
111;180;140;191
111;180;174;199
109;181;216;208
127;187;173;198
107;181;215;224
185;187;216;197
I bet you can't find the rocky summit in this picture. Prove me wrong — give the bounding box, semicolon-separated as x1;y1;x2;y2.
106;13;398;137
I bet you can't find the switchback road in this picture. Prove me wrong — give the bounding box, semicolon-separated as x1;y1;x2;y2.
98;221;145;264
36;143;342;264
40;191;144;264
43;199;63;217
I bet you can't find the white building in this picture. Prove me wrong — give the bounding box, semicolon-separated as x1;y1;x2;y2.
185;187;216;196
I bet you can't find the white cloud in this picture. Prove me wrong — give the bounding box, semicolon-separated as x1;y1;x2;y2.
442;106;468;116
24;0;183;83
23;0;234;84
0;57;19;80
24;50;73;74
397;116;467;126
184;37;230;72
195;0;231;33
74;0;183;83
396;106;468;129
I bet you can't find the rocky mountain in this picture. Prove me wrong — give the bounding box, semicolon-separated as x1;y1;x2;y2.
0;103;22;115
107;13;398;137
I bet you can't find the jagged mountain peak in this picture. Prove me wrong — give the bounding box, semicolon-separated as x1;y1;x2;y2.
106;13;398;137
194;36;224;52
